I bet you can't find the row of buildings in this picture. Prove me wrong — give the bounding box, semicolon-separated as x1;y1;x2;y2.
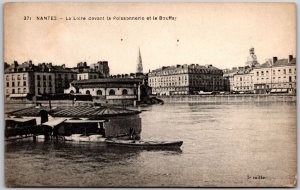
4;48;297;103
4;60;110;99
148;64;228;95
4;50;149;106
223;48;297;94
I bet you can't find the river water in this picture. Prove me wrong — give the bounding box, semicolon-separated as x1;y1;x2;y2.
5;102;297;187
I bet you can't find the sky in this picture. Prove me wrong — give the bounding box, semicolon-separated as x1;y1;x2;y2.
4;2;296;75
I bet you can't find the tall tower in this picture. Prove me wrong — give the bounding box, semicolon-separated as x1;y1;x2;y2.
245;47;259;68
137;48;143;73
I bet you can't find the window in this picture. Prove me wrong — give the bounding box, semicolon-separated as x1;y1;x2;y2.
283;69;286;74
289;69;292;74
86;90;90;95
6;82;9;87
6;75;9;81
37;75;41;80
96;90;102;95
43;75;46;80
12;75;15;81
17;88;21;93
109;89;115;95
257;72;259;76
23;74;26;80
266;71;269;75
261;71;264;76
289;76;292;82
23;88;26;93
17;82;20;86
278;69;281;73
23;81;26;86
49;75;52;80
122;89;128;95
70;90;74;94
12;89;15;94
17;75;21;80
273;70;275;75
12;82;15;87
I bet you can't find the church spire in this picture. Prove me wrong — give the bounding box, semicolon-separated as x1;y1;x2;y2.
137;47;143;73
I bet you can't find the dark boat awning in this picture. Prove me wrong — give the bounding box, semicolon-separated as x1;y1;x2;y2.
5;117;37;128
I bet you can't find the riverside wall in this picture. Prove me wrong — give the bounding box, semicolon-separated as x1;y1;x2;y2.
158;94;297;104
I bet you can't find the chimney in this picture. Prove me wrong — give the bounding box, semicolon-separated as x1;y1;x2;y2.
13;61;18;67
176;64;181;68
288;55;293;63
272;57;278;64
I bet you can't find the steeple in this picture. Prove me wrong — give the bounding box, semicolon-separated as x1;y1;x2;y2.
137;47;143;73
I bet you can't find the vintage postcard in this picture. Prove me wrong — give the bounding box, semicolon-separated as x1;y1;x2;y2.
4;2;297;187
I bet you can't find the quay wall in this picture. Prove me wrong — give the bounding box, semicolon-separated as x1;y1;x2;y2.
158;94;296;104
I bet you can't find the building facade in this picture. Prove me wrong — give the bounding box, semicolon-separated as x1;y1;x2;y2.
64;78;143;104
77;72;99;80
223;54;297;94
231;69;254;92
4;60;109;100
5;71;35;99
148;64;226;95
90;61;110;78
252;56;296;94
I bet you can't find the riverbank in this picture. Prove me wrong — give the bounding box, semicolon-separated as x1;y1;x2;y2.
158;94;296;103
4;94;296;113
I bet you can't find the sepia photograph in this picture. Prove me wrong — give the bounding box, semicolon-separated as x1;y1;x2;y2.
3;2;297;187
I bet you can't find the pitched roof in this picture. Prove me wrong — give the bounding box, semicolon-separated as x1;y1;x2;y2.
50;106;141;118
256;58;296;69
6;106;140;118
6;106;62;117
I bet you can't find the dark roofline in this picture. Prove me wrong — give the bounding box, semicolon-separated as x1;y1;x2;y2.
71;78;143;85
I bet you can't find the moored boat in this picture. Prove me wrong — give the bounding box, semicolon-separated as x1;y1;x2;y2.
105;139;183;149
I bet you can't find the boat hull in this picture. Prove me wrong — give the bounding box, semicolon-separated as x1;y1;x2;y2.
105;140;183;149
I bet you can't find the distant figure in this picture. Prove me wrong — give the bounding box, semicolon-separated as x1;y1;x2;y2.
99;126;105;137
129;127;135;140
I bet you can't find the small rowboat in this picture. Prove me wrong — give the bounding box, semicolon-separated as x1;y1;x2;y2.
105;139;183;149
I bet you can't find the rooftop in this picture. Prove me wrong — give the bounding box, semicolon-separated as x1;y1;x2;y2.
151;64;221;73
71;78;143;85
6;106;141;118
6;106;62;117
51;106;141;118
256;58;296;69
